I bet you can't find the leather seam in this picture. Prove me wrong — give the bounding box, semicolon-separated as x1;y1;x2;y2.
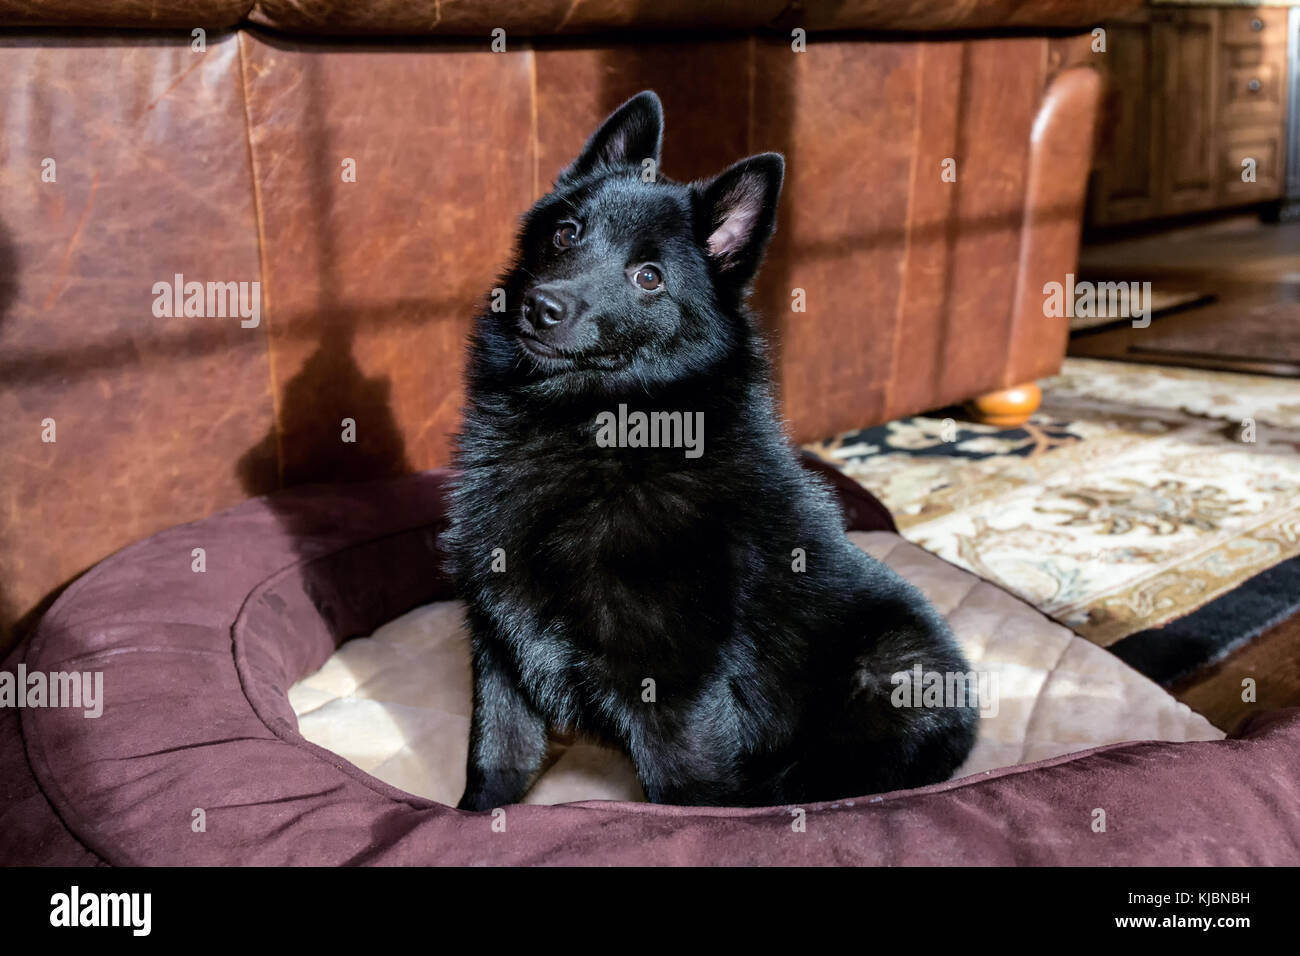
885;42;926;420
236;30;285;488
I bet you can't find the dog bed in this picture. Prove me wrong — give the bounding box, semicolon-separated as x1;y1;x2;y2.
3;467;1299;865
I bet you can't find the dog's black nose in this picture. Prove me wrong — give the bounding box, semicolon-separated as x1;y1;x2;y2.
523;289;567;329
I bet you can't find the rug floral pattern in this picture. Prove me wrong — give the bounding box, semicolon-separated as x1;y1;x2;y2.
805;358;1300;647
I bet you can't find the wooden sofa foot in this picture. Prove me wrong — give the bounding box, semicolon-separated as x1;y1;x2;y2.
964;383;1042;428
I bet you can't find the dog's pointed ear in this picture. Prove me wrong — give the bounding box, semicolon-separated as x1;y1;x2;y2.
694;153;785;288
559;91;663;184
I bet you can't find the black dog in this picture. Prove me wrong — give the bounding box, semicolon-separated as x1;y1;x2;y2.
449;91;977;809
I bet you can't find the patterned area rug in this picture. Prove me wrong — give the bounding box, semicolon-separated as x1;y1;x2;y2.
805;358;1300;674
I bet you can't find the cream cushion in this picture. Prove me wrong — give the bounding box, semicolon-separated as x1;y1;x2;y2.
289;532;1223;805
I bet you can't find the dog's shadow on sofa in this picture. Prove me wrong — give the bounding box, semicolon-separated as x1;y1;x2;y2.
236;318;413;497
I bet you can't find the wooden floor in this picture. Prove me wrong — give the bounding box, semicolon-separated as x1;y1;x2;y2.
1072;216;1300;375
1079;213;1300;288
1172;610;1300;735
1074;215;1300;730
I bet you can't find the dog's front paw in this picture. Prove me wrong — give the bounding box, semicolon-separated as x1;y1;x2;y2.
455;789;499;812
456;770;529;811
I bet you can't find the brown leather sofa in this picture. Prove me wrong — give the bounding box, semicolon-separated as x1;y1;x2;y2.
0;0;1138;650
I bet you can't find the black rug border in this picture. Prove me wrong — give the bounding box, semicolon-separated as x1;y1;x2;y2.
1109;553;1300;687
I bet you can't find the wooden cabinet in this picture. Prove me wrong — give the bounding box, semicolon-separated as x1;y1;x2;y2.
1157;10;1220;215
1095;19;1162;221
1089;5;1292;227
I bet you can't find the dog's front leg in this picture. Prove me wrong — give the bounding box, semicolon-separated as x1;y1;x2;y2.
626;711;739;807
457;627;548;812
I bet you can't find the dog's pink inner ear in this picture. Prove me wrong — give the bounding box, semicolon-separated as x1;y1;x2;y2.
707;179;764;262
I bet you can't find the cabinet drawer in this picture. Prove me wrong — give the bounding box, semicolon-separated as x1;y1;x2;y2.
1221;8;1290;47
1221;131;1283;200
1223;61;1285;119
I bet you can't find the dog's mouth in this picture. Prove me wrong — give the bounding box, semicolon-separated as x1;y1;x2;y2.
517;333;627;372
518;334;569;360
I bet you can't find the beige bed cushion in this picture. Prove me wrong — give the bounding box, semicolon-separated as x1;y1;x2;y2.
288;531;1223;806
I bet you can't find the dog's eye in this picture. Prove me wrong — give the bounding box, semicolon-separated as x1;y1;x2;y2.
633;265;663;291
554;222;580;249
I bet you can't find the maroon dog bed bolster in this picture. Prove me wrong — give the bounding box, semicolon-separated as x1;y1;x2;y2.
1;466;1298;865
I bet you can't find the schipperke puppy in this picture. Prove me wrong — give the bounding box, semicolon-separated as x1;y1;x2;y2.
449;91;977;809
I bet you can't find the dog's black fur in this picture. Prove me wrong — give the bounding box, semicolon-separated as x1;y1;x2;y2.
449;92;977;808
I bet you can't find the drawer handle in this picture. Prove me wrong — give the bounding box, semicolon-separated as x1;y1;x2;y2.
1248;78;1262;93
1251;17;1264;32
